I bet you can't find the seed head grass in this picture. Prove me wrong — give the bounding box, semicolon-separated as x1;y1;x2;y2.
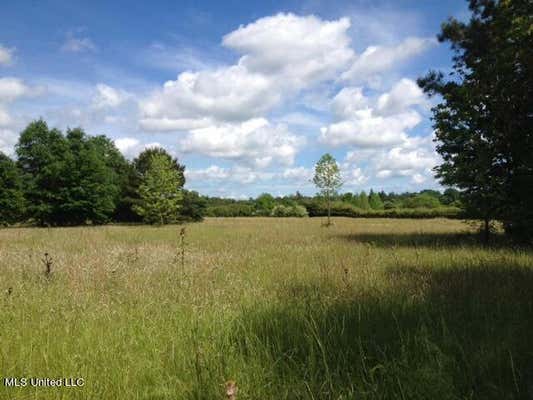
0;218;532;399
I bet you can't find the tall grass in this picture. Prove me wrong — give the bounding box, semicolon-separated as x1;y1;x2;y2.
1;218;532;399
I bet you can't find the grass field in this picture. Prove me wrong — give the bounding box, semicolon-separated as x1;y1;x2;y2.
1;218;532;399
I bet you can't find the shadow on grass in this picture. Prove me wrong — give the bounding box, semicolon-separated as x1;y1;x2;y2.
335;231;517;249
231;261;533;399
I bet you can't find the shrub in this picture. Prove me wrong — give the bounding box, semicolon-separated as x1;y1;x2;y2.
403;193;442;209
270;204;308;217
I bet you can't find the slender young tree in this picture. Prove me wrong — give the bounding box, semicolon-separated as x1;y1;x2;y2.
133;154;183;225
313;153;342;226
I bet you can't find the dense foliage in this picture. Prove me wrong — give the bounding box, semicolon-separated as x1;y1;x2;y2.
203;189;463;219
4;119;189;226
1;119;465;226
418;0;533;242
133;153;183;225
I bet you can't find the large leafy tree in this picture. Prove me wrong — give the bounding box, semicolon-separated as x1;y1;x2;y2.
133;153;183;225
313;153;342;225
59;128;119;225
16;120;70;226
0;152;25;225
89;135;139;222
16;120;124;225
418;0;533;243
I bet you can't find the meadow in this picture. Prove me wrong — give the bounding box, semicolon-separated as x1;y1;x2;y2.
1;218;532;400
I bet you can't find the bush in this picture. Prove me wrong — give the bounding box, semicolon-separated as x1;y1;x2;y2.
292;205;309;218
403;194;442;209
270;204;308;217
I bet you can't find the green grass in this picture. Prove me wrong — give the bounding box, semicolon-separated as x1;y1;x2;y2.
1;218;532;399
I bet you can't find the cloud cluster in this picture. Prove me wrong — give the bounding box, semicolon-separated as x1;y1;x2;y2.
185;165;274;185
341;132;439;185
1;12;440;193
321;78;426;148
185;164;316;188
141;14;353;129
322;78;437;185
139;13;356;167
180;118;304;167
223;14;353;88
137;13;437;182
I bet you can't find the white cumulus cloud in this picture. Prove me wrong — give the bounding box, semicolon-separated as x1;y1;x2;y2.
320;78;424;148
376;78;426;115
140;66;279;129
180;118;304;167
222;13;353;88
341;36;436;83
140;14;353;131
133;13;440;188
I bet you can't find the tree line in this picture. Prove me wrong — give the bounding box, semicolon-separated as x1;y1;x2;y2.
0;119;463;227
201;189;462;219
0;119;202;226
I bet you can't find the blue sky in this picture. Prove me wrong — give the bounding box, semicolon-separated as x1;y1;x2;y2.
0;0;468;198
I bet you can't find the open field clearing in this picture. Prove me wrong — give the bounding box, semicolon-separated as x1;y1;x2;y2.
1;218;532;399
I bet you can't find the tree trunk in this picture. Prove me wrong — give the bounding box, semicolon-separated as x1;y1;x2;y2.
327;193;331;226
